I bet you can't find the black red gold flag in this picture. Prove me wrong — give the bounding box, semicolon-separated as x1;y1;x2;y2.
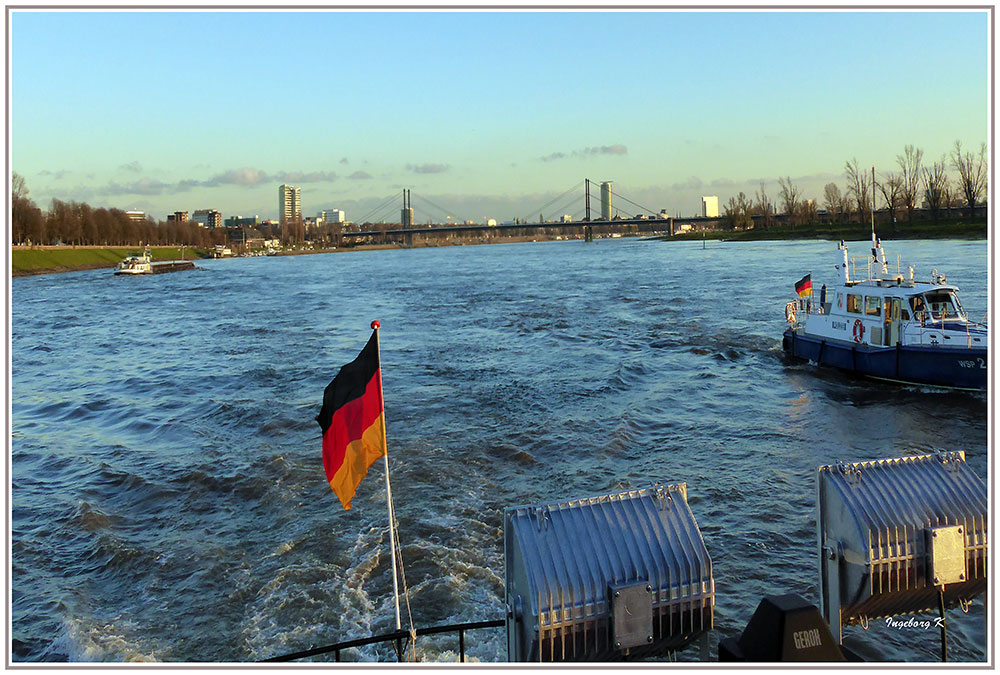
316;330;386;510
794;274;813;298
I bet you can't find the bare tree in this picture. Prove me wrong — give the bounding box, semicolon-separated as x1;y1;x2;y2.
876;171;903;227
845;158;872;224
950;140;987;213
797;198;818;225
896;144;923;223
724;192;753;230
754;180;774;228
922;155;949;224
778;176;800;225
823;183;843;223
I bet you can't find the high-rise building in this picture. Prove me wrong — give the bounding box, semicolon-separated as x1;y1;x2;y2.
279;185;301;225
600;182;613;220
125;210;146;223
167;211;189;223
193;209;223;228
701;196;719;218
322;209;346;224
224;215;261;228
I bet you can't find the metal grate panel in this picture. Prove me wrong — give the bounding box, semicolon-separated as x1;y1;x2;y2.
504;483;714;661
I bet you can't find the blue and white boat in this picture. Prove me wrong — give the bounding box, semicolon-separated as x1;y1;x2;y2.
782;234;987;390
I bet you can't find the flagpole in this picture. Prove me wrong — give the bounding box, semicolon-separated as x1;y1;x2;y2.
371;321;402;637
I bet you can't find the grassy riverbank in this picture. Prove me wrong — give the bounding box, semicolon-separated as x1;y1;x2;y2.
11;246;210;276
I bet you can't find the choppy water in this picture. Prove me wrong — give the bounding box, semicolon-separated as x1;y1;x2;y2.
11;237;989;662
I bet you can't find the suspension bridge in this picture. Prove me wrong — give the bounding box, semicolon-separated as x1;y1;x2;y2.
339;179;684;246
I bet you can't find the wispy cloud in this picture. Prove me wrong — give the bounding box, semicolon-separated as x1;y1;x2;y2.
38;169;70;179
120;161;143;173
540;144;628;161
78;167;339;198
407;163;449;174
349;171;373;180
340;157;349;165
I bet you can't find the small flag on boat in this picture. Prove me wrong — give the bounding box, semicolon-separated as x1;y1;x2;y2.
794;274;813;298
316;328;386;510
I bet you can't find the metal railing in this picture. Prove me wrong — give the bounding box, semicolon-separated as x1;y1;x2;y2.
261;618;505;663
850;254;901;282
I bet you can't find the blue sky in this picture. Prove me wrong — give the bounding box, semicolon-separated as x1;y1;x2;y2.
11;10;989;222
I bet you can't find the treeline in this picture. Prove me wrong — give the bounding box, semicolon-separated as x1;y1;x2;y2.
722;141;987;229
11;173;228;248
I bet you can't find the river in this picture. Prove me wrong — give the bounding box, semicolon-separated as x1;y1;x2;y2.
10;236;989;662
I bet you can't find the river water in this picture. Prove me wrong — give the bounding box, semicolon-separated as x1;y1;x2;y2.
11;237;989;663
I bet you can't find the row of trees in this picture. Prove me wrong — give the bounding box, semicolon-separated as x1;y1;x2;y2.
12;175;234;248
724;140;987;229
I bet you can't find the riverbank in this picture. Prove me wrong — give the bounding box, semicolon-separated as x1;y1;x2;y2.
11;221;987;277
11;246;211;277
664;218;987;243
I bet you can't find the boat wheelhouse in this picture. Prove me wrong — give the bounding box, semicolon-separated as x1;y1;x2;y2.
782;235;987;390
114;248;153;275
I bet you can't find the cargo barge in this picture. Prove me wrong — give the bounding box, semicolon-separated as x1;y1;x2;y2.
114;248;196;275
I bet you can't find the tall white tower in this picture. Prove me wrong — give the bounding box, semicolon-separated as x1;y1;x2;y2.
279;184;301;225
600;182;613;220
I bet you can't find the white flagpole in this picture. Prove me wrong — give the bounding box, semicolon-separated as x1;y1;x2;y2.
372;321;402;635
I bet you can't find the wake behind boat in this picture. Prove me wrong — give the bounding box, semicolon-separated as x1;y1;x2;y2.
782;234;987;390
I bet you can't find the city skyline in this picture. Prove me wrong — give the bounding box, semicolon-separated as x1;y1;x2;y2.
11;9;989;222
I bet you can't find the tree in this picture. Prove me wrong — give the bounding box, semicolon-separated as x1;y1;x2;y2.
796;198;818;225
778;176;800;225
753;181;774;228
896;144;923;223
950;140;987;213
922;156;948;225
823;183;843;223
724;192;753;230
845;158;872;224
876;171;903;228
11;172;43;245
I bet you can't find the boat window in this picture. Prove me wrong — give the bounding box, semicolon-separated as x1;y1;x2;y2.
900;307;911;320
865;296;881;316
921;291;964;320
846;294;862;314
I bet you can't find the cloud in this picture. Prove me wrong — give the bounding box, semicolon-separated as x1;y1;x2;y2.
98;178;179;196
38;169;70;180
671;176;704;191
582;144;627;156
349;171;373;180
209;168;269;186
539;144;628;161
407;163;449;174
120;161;143;173
340;157;349;165
268;170;337;183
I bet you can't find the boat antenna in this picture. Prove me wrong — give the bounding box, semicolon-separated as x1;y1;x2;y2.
871;166;876;241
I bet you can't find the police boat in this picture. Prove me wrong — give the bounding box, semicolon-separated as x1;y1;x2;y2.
782;234;987;391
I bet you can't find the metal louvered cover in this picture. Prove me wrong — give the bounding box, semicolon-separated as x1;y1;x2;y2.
817;451;987;632
504;483;714;662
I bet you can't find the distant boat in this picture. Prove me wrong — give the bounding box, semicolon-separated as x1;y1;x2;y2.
782;234;987;390
114;248;195;276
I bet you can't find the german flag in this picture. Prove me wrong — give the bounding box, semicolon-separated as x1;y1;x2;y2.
794;274;813;298
317;328;386;510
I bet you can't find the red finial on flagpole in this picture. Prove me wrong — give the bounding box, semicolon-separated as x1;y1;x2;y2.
371;320;380;330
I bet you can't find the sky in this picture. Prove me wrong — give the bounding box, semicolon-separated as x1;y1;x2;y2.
10;9;990;223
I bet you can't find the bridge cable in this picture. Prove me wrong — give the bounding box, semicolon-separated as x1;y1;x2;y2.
356;193;402;225
410;193;463;224
586;178;659;217
518;181;585;224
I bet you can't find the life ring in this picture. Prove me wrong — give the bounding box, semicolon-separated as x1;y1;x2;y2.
853;318;865;343
785;303;796;323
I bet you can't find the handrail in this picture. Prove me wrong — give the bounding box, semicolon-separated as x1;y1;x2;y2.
261;618;505;663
